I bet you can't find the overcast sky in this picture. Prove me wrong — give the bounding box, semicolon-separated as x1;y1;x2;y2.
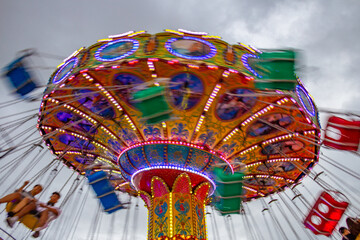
0;0;359;239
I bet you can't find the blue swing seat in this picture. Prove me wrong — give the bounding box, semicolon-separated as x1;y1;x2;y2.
87;171;125;214
4;55;37;97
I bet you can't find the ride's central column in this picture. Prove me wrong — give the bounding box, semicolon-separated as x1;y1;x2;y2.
120;142;220;240
133;171;211;240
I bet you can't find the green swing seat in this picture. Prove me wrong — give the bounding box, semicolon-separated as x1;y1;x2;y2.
213;167;244;215
252;50;298;91
133;86;172;124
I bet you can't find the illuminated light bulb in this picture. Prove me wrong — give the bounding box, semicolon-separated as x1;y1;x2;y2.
164;29;184;35
187;64;199;69
229;69;238;74
128;30;146;37
204;84;221;112
222;71;230;77
195;115;205;132
207;65;218;69
97;38;113;42
239;43;256;53
108;31;134;38
178;29;208;35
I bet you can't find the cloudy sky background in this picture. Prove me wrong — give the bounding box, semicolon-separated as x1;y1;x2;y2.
0;0;359;239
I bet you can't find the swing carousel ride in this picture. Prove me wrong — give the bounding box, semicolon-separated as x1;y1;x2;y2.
1;29;360;240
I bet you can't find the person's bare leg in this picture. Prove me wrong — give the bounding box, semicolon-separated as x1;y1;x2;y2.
36;209;49;228
0;192;21;204
32;210;49;238
14;201;36;219
12;197;31;213
6;201;36;228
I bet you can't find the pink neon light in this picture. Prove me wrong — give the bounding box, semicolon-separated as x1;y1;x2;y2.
117;140;234;173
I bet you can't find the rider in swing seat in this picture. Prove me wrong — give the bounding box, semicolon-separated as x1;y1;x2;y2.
6;192;61;238
0;181;43;218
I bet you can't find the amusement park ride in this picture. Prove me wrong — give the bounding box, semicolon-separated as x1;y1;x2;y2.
1;29;360;240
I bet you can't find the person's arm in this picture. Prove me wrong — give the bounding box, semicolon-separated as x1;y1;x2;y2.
16;181;29;192
45;206;60;216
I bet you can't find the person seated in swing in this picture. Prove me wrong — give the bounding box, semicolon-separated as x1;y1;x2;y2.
339;227;357;240
346;217;360;238
6;192;61;238
0;181;43;217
